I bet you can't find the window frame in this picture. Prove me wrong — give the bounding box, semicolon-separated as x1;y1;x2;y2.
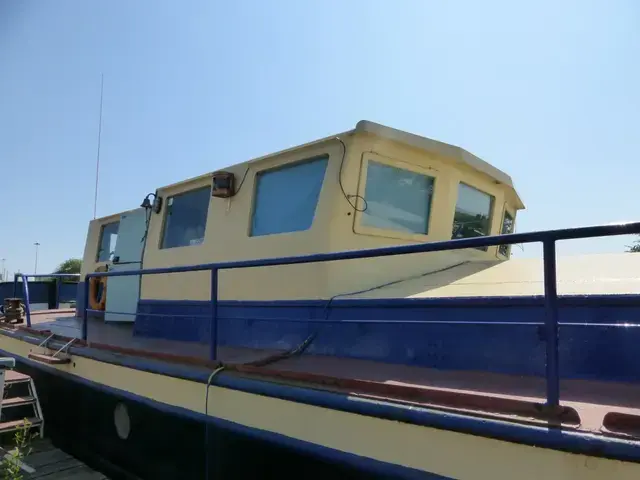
452;181;495;251
497;206;516;258
159;185;212;250
249;154;330;238
95;221;120;263
353;153;439;242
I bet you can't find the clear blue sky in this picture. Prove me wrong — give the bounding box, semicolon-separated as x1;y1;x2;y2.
1;0;639;276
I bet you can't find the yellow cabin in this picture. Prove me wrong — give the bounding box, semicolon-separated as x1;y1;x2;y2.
80;120;524;310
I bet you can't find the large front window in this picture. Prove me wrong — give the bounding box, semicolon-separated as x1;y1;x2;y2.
251;156;328;236
161;186;211;249
96;221;119;262
452;183;494;249
362;161;434;235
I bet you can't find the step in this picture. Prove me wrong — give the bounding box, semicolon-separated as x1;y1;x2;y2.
27;353;71;365
2;396;36;408
5;370;31;385
0;417;41;434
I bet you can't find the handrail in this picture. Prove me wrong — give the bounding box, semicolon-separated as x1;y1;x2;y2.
79;220;640;410
12;274;81;327
85;221;640;278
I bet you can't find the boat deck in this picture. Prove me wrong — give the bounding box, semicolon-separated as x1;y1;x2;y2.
12;310;640;439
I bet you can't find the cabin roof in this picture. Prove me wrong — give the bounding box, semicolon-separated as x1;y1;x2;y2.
355;121;524;209
159;121;524;209
92;208;142;225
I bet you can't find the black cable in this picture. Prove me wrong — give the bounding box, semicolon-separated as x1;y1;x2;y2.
204;365;225;480
336;137;367;212
244;261;470;369
233;166;251;196
141;206;152;244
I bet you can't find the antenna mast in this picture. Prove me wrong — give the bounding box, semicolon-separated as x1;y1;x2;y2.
93;73;104;219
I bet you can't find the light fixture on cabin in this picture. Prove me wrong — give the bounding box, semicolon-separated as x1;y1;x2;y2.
140;193;163;214
211;171;236;198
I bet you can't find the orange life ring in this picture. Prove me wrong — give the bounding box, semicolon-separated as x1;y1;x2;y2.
88;273;107;311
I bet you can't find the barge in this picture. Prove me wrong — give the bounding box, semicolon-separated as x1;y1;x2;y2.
3;121;640;479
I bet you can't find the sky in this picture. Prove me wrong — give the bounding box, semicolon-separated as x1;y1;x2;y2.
0;0;639;277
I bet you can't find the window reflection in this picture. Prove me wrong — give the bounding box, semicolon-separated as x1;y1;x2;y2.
161;186;211;249
362;161;434;235
96;222;119;262
452;183;494;250
499;210;515;256
251;156;328;237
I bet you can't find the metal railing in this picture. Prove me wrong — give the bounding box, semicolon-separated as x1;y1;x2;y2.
76;220;640;409
12;273;80;327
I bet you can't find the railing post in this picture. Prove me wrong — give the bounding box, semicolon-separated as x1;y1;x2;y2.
209;268;219;362
21;275;32;328
82;275;89;341
543;240;560;408
55;278;61;310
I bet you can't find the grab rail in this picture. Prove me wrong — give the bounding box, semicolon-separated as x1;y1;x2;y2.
12;274;80;327
81;220;640;409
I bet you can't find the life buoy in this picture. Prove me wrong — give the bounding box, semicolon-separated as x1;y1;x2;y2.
88;268;108;311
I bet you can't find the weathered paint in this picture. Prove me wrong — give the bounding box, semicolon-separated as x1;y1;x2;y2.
1;334;639;480
134;295;640;382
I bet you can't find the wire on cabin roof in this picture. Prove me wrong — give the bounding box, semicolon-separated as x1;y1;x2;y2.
336;137;368;213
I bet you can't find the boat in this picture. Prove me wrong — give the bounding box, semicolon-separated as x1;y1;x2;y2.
2;120;640;479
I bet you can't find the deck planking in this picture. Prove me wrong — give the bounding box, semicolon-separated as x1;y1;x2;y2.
14;439;108;479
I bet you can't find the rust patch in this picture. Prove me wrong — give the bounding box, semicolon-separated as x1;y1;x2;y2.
233;364;580;426
15;325;219;369
603;412;640;437
6;324;580;427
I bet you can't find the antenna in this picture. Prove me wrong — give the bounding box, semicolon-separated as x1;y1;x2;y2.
93;73;104;219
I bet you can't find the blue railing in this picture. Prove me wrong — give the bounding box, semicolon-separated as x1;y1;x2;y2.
82;221;640;409
13;273;80;327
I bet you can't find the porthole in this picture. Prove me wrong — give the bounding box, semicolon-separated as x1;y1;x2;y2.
113;402;131;440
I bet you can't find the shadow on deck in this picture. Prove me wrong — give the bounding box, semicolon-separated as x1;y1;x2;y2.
14;309;640;438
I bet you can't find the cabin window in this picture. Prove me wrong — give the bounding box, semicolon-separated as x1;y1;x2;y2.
499;210;515;256
251;156;329;237
362;161;434;235
161;186;211;249
452;183;494;250
96;221;119;262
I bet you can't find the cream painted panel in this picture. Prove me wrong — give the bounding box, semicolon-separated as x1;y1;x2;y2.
79;221;98;278
142;265;327;301
1;335;639;480
325;134;512;299
140;141;343;301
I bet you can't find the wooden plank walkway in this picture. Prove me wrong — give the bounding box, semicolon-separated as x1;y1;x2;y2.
9;439;108;479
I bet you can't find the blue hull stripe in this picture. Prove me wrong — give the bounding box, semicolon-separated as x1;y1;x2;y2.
0;346;447;479
129;295;640;382
2;328;640;466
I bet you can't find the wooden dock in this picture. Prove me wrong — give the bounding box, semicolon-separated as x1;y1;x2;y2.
6;439;108;479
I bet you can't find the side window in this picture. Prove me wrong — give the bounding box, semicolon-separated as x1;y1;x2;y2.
161;186;211;249
499;210;515;257
362;161;434;235
96;222;119;262
452;183;494;250
251;156;328;237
